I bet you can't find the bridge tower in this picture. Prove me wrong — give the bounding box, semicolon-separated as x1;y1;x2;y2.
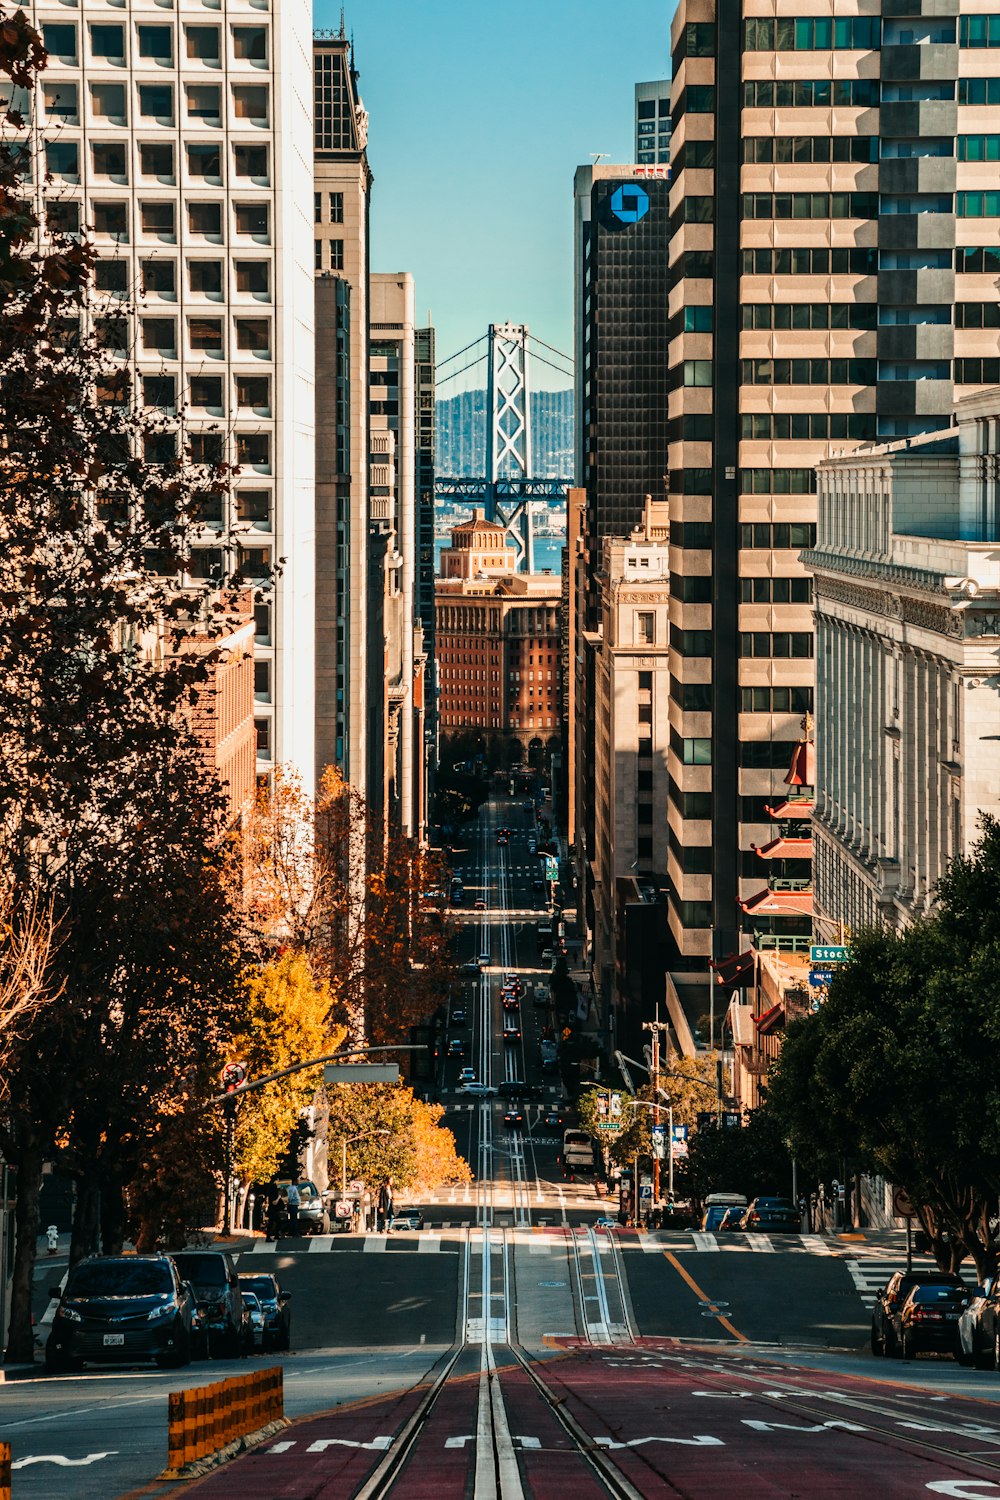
485;323;534;571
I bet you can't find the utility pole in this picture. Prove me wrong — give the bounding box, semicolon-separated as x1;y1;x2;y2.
642;1008;671;1207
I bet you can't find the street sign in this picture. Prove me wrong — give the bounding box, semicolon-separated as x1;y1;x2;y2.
324;1064;399;1085
810;944;850;964
609;1092;622;1119
595;1121;622;1132
809;969;834;987
639;1184;653;1200
722;1111;741;1130
220;1061;247;1090
544;855;559;881
893;1186;915;1219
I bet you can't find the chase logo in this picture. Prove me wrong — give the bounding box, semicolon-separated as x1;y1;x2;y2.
610;184;649;224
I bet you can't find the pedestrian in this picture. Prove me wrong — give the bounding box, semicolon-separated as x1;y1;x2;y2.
286;1180;301;1237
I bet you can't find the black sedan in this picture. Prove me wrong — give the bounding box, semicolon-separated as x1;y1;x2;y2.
238;1272;291;1351
894;1281;968;1360
504;1105;525;1127
872;1269;967;1356
740;1197;800;1233
544;1108;566;1129
46;1255;197;1373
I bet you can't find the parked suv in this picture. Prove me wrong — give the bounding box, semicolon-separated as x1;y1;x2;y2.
871;1268;966;1356
238;1272;291;1351
46;1255;197;1373
171;1250;247;1357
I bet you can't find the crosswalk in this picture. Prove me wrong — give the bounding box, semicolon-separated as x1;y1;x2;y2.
844;1255;979;1308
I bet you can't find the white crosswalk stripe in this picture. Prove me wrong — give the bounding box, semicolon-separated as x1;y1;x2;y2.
844;1256;978;1308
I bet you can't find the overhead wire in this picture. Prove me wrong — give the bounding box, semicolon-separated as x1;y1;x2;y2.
529;349;575;382
436;353;489;386
528;333;576;366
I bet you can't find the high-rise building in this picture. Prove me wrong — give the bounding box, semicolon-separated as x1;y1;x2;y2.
572;161;671;964
415;324;437;833
24;0;316;783
634;80;672;165
664;0;999;988
314;28;370;791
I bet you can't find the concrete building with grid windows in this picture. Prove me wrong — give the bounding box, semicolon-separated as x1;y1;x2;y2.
635;80;672;166
18;0;316;783
664;0;1000;1000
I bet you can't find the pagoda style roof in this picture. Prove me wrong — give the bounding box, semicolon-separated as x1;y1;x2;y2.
739;888;814;917
752;836;813;860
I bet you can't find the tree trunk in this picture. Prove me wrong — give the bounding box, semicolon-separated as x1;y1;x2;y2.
69;1175;101;1267
100;1175;127;1255
4;1135;44;1365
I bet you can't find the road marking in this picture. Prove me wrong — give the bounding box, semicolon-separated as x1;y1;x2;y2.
593;1435;724;1450
305;1436;393;1452
744;1235;775;1253
662;1251;748;1343
13;1452;117;1469
363;1236;388;1254
926;1485;1000;1497
309;1235;336;1252
417;1235;441;1253
742;1419;866;1434
692;1232;718;1252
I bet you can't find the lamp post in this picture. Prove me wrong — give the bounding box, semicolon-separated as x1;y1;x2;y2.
341;1129;390;1220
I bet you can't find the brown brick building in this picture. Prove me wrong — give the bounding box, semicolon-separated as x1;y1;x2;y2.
435;512;562;752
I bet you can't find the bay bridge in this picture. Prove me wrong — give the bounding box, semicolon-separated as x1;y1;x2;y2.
434;323;574;573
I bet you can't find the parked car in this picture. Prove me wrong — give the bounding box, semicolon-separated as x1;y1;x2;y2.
958;1278;999;1367
533;983;548;1006
717;1207;745;1232
241;1292;266;1350
701;1193;748;1232
594;1215;617;1230
277;1180;327;1236
504;1105;525;1127
871;1268;967;1357
739;1197;799;1233
389;1209;425;1231
46;1255;198;1373
502;995;520;1013
893;1281;969;1361
171;1250;248;1357
238;1272;291;1351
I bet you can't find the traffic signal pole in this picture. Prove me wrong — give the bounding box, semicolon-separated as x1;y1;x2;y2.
642;1012;671;1205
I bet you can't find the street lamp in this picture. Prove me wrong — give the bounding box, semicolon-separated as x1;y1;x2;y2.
341;1129;390;1201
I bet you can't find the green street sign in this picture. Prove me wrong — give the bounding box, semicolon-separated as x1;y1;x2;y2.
810;944;850;964
595;1121;622;1132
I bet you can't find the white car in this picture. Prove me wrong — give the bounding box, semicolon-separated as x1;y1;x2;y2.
460;1081;498;1097
458;1066;477;1085
478;949;491;964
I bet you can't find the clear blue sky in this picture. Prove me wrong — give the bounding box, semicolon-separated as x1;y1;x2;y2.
313;0;672;390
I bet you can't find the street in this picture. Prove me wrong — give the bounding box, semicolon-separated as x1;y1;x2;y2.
6;792;999;1498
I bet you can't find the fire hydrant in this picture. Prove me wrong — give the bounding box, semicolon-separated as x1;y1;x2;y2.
46;1225;58;1255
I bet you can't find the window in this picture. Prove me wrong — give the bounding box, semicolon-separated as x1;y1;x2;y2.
673;732;712;765
143;374;176;409
254;604;271;643
683;306;713;332
329;191;344;223
235;260;269;295
671;468;713;494
671;681;712;711
329;238;344;270
139;85;173;122
959;77;1000;104
93;201;128;238
239;490;271;527
235;319;269;354
315;239;324;271
94;259;128;293
189;375;222;409
233;26;267;61
685;85;716;112
141;259;175;294
186;84;220;122
740;468;816;494
232;85;268;122
960;14;1000;46
255;718;271;759
743;191;878;220
95;317;128;351
137;25;172;61
958;192;1000;217
236;432;270;466
186;25;220;62
740;577;813;604
90;84;126;126
741;523;816;550
90;23;124;60
140;201;175;236
739;739;803;768
740;686;813;713
684;196;714;223
91;143;127;181
190;432;224;465
670;627;713;657
744;134;879;164
144;432;177;465
43;22;77;61
743;77;879;107
742;246;878;275
683;359;713;386
254;660;271;703
740;632;814;658
957;302;1000;329
188;203;222;238
236;376;269;409
741;358;877;386
188;259;222;293
46;201;81;236
636;611;655;644
234;144;267;179
956;358;1000;384
189;317;223;352
742;303;877;331
684;21;715;55
138;144;173;182
44;83;78;121
672;522;713;549
187;144;221;180
142;318;176;354
671;574;712;603
744;15;879;48
235;203;269;237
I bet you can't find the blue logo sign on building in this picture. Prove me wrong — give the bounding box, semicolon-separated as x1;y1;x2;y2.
610;184;650;224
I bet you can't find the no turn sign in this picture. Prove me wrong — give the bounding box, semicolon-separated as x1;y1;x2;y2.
893;1186;915;1219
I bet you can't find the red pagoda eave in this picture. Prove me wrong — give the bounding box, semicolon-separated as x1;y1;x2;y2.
752;836;813;860
739;888;814;917
765;797;814;820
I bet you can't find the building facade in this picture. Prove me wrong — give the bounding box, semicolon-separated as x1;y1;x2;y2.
664;0;1000;987
415;323;437;833
314;28;370;791
591;501;671;1036
810;390;1000;937
635;79;672;165
22;0;316;783
436;513;562;751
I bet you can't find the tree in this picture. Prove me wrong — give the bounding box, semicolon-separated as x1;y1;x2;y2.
768;818;1000;1279
325;1083;470;1197
678;1108;793;1206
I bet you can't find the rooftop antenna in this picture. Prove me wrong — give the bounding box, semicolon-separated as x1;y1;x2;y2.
590;152;609;163
339;7;346;38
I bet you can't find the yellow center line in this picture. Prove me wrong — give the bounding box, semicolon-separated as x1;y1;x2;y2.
662;1250;748;1343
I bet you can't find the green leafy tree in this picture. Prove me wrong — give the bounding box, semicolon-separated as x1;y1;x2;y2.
678;1108;794;1206
326;1083;470;1198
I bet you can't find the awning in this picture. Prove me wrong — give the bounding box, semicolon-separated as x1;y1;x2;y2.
766;797;814;820
711;950;755;987
754;1002;785;1035
752;836;813;860
784;738;816;788
739;887;814;917
729;1002;755;1047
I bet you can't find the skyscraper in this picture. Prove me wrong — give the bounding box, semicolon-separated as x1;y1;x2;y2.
664;1;995;984
314;28;370;791
634;80;672;165
26;0;316;783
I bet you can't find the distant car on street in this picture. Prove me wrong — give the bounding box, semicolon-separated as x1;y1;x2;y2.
447;1037;465;1057
451;1006;466;1026
533;983;548;1006
717;1207;744;1232
701;1194;748;1232
462;959;481;974
503;1105;525;1127
460;1081;498;1097
238;1272;291;1351
739;1197;799;1233
872;1268;967;1357
389;1209;424;1231
241;1291;266;1350
474;899;487;911
478;948;491;964
544;1108;566;1129
458;1066;477;1085
594;1216;616;1230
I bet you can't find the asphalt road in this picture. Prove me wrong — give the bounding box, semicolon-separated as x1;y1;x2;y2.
12;791;1000;1498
